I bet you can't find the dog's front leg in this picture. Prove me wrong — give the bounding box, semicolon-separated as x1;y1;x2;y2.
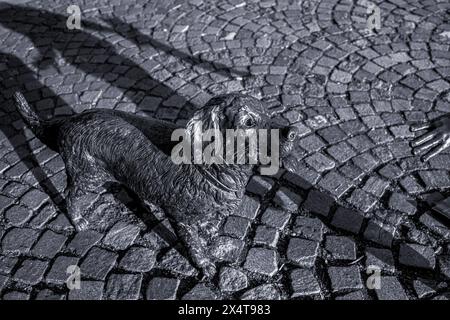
174;221;216;280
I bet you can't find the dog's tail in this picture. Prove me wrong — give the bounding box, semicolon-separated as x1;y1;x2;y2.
14;92;43;133
14;91;60;151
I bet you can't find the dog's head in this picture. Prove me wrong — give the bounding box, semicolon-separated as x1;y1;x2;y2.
186;93;298;171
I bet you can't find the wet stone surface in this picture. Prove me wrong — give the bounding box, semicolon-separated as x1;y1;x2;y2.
0;0;449;300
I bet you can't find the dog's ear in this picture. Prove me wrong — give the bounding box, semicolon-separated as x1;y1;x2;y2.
187;95;232;135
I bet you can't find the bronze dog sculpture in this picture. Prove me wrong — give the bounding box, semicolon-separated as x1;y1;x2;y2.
14;92;298;278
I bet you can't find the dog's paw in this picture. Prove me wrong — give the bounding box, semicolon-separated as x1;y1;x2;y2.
73;217;90;232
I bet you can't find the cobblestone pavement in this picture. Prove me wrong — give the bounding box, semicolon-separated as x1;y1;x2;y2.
0;0;449;300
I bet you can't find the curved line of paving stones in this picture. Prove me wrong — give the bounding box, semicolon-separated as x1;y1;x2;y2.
0;0;449;300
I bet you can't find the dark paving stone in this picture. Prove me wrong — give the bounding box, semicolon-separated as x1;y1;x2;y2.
4;205;32;226
2;291;30;300
328;266;363;293
13;259;48;285
292;216;325;242
331;206;365;234
253;225;279;248
363;177;390;198
419;213;450;240
35;289;65;300
303;190;334;217
399;243;436;270
103;221;141;251
298;135;326;153
348;189;378;213
146;277;180;300
273;187;303;211
29;203;57;228
286;238;320;268
0;274;7;292
19;189;49;210
219;267;248;293
389;192;416;215
182;283;217;300
325;236;356;260
158;248;197;278
260;207;291;230
222;215;251;239
46;256;79;285
31;230;67;259
400;176;425;195
1;227;40;254
305;153;335;172
246;176;274;197
244;248;278;277
363;219;396;247
438;255;450;278
240;284;281;300
365;247;395;273
419;171;450;190
317;171;352;198
105;273;142;300
47;214;75;233
119;247;156;273
413;278;437;299
326;142;356;163
234;195;260;220
376;276;408;300
434;197;450;220
80;247;118;281
0;256;18;275
335;291;365;300
67;230;103;256
289;268;321;298
68;281;104;300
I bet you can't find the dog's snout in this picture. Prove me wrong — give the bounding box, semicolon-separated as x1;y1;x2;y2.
282;126;298;142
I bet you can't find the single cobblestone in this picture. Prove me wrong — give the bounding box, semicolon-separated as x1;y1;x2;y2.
119;247;156;273
80;247;118;281
244;248;278;277
241;284;281;300
31;230;67;259
399;243;436;270
289;268;321;298
146;277;180;300
328;266;363;293
13;259;48;285
68;281;104;300
219;267;248;293
376;277;408;300
105;274;142;300
325;236;356;260
286;238;320;268
182;283;217;300
46;256;79;285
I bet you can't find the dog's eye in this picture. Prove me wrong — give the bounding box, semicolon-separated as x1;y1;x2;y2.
243;116;255;128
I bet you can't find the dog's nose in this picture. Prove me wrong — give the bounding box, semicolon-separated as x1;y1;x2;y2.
282;126;298;142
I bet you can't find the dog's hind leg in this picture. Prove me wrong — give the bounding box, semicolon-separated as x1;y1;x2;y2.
174;221;217;279
64;161;114;231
